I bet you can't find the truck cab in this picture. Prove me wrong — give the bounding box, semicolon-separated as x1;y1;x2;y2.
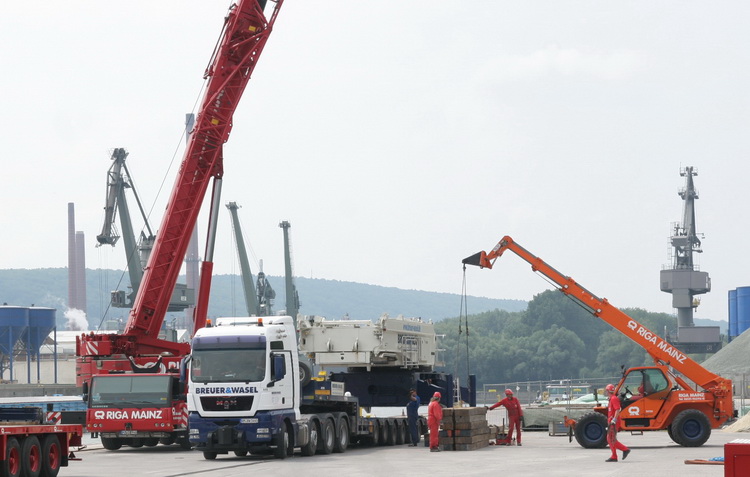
86;373;189;450
187;316;300;458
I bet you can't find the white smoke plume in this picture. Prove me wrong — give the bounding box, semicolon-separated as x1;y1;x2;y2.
64;308;89;331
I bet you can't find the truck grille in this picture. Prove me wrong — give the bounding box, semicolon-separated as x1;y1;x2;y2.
200;395;254;412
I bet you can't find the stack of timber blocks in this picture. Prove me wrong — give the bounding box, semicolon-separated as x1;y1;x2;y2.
438;407;491;451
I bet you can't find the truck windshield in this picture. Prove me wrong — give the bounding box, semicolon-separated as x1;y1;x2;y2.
90;375;172;408
190;348;266;383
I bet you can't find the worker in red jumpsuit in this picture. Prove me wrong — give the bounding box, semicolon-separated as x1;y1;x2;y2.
427;391;443;452
605;383;631;462
487;388;523;445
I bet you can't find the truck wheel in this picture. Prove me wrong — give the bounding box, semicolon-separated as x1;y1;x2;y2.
21;436;41;477
40;435;61;477
394;421;404;445
129;438;144;448
300;421;319;456
671;409;711;447
273;423;291;459
202;451;218;460
574;412;608;448
2;437;21;477
379;420;389;445
177;437;193;450
368;421;380;446
333;418;349;453
159;435;176;446
317;417;335;455
100;437;122;451
143;438;159;447
385;421;396;446
233;450;248;457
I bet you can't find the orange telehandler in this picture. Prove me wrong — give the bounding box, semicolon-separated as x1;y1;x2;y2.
463;236;735;448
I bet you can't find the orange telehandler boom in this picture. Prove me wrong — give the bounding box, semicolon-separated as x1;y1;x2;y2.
463;235;734;448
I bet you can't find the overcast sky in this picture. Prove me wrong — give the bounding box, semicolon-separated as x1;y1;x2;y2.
2;1;748;325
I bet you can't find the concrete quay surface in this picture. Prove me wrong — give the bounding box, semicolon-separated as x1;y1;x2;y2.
68;430;744;477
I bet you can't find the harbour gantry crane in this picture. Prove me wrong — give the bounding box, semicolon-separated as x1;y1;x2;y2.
77;1;285;452
96;147;194;312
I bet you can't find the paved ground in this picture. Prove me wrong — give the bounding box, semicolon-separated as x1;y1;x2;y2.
67;430;746;477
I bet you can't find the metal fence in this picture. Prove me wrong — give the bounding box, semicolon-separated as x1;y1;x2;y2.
481;373;750;419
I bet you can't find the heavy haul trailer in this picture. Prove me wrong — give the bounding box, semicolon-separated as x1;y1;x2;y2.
463;235;735;448
0;408;83;477
187;316;430;459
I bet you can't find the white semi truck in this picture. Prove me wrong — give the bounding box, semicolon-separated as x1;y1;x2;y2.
186;316;438;459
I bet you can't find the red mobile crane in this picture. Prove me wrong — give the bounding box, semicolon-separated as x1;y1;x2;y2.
77;0;284;450
463;236;735;448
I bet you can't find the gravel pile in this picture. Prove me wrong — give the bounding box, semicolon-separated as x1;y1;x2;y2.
702;328;750;377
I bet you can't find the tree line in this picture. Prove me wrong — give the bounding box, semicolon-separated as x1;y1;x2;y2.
434;290;711;386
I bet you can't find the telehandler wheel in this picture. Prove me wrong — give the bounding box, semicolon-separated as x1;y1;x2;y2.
671;409;711;447
573;412;608;448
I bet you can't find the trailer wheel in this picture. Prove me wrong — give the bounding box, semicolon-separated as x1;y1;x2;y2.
273;422;292;459
385;421;396;446
333;418;349;453
233;450;248;457
40;435;60;477
671;409;711;447
21;436;41;477
573;412;608;448
378;420;389;445
158;435;176;446
202;451;217;460
100;437;122;451
1;437;21;477
368;420;380;446
300;421;319;456
394;421;404;445
143;438;159;447
317;417;335;455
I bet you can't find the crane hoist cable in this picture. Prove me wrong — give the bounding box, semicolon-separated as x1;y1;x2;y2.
455;264;472;390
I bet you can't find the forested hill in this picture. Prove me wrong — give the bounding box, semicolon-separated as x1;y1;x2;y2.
0;268;525;329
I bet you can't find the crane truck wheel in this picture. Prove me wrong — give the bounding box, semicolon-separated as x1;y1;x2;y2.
333;417;349;453
671;409;711;447
100;437;122;451
300;420;319;456
317;416;336;455
573;412;608;448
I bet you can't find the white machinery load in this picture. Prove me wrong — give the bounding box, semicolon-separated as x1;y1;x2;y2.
298;314;441;371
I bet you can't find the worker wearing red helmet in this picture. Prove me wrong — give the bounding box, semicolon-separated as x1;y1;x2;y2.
427;392;444;452
487;388;524;446
605;384;631;462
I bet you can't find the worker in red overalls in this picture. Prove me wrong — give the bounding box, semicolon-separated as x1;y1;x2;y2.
487;388;524;446
605;383;631;462
427;392;443;452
